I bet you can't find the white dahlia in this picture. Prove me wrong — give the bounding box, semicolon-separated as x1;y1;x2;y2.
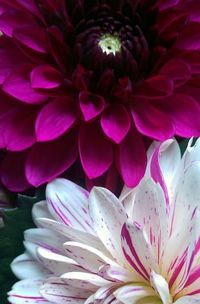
9;138;200;304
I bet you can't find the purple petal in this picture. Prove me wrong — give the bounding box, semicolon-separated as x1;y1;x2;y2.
79;121;113;179
79;91;105;121
0;95;37;151
2;64;48;104
159;59;191;87
132;98;175;141
13;25;47;53
175;23;200;50
31;65;63;89
101;104;131;144
164;94;200;137
0;10;36;37
47;26;70;71
116;128;147;187
2;0;41;17
25;129;78;187
36;97;77;142
134;76;174;98
0;151;30;192
0;36;28;84
159;0;179;11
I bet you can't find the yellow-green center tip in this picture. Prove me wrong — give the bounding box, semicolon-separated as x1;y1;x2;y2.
98;34;121;56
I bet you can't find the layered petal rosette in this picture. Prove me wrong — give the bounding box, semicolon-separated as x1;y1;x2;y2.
0;0;200;191
9;138;200;303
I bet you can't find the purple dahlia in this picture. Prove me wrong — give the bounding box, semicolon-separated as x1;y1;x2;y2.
0;0;200;192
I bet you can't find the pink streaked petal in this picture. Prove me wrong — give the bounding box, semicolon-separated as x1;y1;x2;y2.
79;91;105;121
98;294;117;304
98;264;135;283
165;243;188;291
24;228;66;261
36;218;107;254
166;212;200;294
63;241;115;273
84;294;95;304
169;162;200;238
37;247;84;276
32;201;53;224
31;64;64;89
61;272;109;288
132;179;168;265
181;265;200;297
114;284;157;304
150;271;171;304
116;127;147;188
121;222;153;280
25;129;78;187
61;276;97;292
182;139;200;171
11;252;50;280
119;187;137;220
150;141;171;207
46;178;93;234
174;296;200;304
40;277;91;304
101;104;131;144
79;121;113;179
2;64;48;104
89;187;127;265
8;279;48;304
93;284;116;301
24;227;66;255
149;139;181;204
173;212;200;291
35;97;78;142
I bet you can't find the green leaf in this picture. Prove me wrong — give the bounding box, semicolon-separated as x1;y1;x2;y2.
179;138;198;156
0;187;45;303
179;138;190;156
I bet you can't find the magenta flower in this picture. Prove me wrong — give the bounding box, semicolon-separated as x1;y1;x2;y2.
0;0;200;191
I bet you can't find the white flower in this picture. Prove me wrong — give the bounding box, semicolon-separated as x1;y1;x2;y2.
8;138;200;304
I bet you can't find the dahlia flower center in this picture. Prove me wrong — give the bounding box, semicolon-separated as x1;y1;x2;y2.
98;33;121;56
75;6;149;74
